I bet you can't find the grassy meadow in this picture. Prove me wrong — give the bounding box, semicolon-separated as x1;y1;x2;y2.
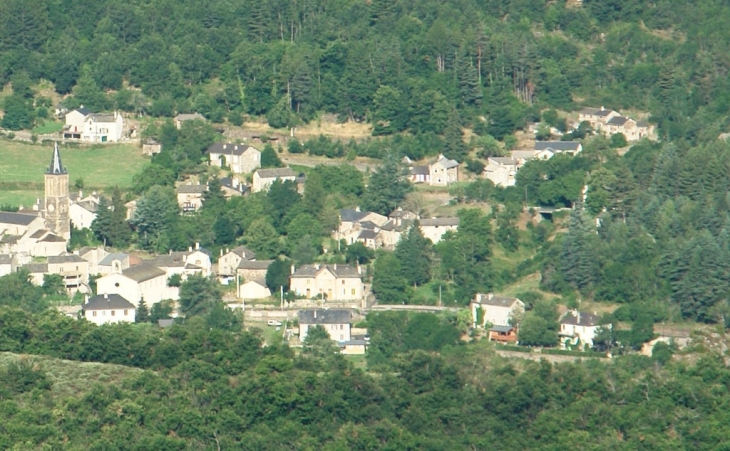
0;140;149;207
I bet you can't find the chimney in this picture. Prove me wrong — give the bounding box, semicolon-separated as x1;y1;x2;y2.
600;106;605;111
315;264;320;270
233;177;239;188
291;265;295;274
169;249;172;255
334;263;337;271
577;312;581;324
356;263;362;275
84;294;89;304
195;242;200;250
188;246;192;252
220;249;223;257
104;293;108;299
79;190;83;199
314;310;317;319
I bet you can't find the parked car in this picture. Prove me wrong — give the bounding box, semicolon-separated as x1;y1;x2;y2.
267;320;282;327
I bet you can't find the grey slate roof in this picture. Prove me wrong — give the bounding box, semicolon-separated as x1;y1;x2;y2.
40;233;66;243
359;221;378;230
298;309;352;325
291;264;361;279
534;141;582;152
474;293;520;307
75;200;99;213
29;229;47;239
511;150;539;159
237;260;273;270
89;113;116;123
229;246;256;260
560;312;601;327
490;325;515;333
411;165;430;175
358;229;378;240
340;209;367;222
82;294;135;311
0;212;40;226
122;264;166;283
207;143;257;156
99;253;128;266
606;116;630;126
25;263;48;273
0;254;12;264
75;107;92;116
220;177;248;194
420;217;459;227
490;157;518;166
177;184;207;194
48;254;86;264
256;167;296;179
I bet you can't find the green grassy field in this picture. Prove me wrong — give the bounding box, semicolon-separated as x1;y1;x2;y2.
0;140;149;207
31;121;63;134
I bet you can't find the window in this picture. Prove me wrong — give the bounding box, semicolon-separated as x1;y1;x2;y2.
111;311;115;316
124;309;128;316
351;288;356;295
93;311;97;317
341;280;345;285
102;311;106;316
340;325;343;330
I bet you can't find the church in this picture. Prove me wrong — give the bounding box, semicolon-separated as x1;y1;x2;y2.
0;143;71;257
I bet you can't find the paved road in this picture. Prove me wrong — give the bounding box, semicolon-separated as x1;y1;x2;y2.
367;304;460;313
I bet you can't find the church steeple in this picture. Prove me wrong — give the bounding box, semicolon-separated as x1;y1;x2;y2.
47;142;67;175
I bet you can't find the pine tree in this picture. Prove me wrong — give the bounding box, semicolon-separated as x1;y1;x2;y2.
457;57;482;107
91;197;113;246
361;154;412;215
443;107;468;162
290;63;312;114
135;298;150;323
395;222;432;286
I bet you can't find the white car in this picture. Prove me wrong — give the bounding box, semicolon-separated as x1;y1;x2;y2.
267;320;282;327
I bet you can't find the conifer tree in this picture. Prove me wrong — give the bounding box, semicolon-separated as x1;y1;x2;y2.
135;298;150;323
395;222;432;287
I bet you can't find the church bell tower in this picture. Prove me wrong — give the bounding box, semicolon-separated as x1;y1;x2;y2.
44;142;71;240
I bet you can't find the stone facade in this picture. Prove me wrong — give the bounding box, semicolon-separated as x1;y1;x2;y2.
44;143;71;240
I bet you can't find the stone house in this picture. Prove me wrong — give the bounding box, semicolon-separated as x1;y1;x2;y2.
604;116;654;141
236;260;273;283
409;165;430;184
290;264;364;301
47;254;90;293
470;293;525;328
174;113;205;129
207;143;261;174
252;167;297;193
0;212;45;237
298;309;353;342
429;154;459;186
335;209;389;245
484;157;518;187
176;183;207;213
152;247;212;278
82;293;136;326
217;246;256;282
75;246;108;275
142;139;162;156
220;177;248;197
578;107;619;130
419;217;459;244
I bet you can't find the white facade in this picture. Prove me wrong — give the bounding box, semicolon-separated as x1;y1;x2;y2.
559;311;603;348
252;168;297;193
484;158;517;187
69;203;97;229
83;112;124;142
238;279;271;299
96;266;178;306
471;293;525;328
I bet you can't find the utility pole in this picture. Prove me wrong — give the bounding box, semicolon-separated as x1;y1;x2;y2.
280;285;284;311
439;285;442;307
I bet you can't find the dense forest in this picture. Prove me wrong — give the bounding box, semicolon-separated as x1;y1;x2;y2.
3;0;730;144
1;302;729;450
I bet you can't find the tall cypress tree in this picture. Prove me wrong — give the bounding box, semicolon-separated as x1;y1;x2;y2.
443;107;468;162
395;222;432;286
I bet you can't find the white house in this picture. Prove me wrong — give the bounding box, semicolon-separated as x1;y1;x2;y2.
69;200;98;230
64;108;124;142
218;246;256;282
96;264;177;306
290;264;364;301
252;168;297;193
559;310;603;349
471;293;525;328
238;278;271;300
97;252;130;276
419;217;459;244
298;309;353;342
82;293;136;325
